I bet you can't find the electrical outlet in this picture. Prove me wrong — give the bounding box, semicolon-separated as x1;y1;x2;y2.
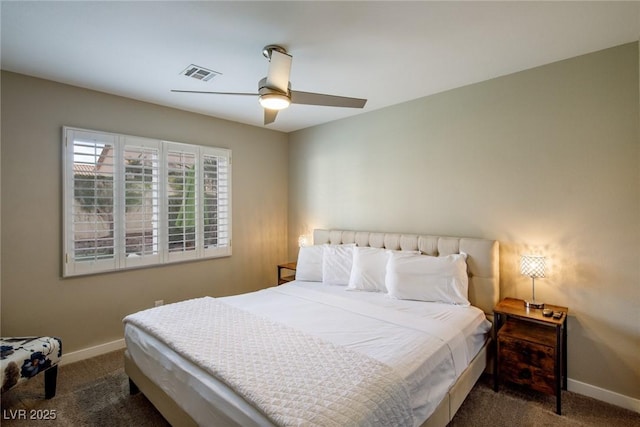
154;300;164;307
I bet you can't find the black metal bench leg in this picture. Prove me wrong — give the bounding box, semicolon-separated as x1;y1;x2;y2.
44;366;58;399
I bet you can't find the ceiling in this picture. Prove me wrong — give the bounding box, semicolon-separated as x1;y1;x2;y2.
2;1;638;133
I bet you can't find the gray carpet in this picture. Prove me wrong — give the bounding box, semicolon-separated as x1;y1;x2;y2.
1;350;168;427
1;349;638;426
450;375;640;427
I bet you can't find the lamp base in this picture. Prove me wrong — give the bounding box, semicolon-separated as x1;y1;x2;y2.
524;300;545;309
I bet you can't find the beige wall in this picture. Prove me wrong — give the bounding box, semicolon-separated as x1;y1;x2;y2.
1;71;289;353
289;43;640;399
1;42;638;402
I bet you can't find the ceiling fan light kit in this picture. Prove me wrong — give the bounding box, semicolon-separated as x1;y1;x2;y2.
172;44;367;125
258;93;291;110
257;76;291;110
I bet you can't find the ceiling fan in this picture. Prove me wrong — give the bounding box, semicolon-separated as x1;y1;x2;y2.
172;45;367;125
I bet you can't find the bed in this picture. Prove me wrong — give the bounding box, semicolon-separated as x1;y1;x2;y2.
124;229;499;427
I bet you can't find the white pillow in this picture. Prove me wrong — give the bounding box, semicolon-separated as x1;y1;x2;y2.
347;247;389;292
295;245;324;282
322;244;355;285
386;252;470;305
347;248;420;292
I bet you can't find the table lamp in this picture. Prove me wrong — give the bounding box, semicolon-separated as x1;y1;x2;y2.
520;254;546;308
298;234;310;247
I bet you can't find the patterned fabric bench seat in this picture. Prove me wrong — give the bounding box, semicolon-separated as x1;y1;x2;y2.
1;337;62;399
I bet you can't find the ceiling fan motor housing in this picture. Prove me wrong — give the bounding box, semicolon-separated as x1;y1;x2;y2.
258;77;291;110
258;77;290;96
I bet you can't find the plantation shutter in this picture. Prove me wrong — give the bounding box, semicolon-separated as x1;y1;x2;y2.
121;137;161;269
202;150;231;257
63;127;232;277
64;129;118;276
166;143;198;262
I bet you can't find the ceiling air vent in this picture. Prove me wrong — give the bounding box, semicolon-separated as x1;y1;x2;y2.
181;64;221;82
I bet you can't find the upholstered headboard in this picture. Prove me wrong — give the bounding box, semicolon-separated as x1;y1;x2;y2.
313;229;500;316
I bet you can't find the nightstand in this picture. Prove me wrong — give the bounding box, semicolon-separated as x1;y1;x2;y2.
493;297;568;414
277;262;297;285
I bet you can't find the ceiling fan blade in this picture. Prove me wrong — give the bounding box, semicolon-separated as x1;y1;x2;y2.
290;91;367;108
265;49;292;93
264;109;278;125
171;89;258;96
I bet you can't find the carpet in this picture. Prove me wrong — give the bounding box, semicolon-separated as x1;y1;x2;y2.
451;374;640;427
1;350;638;426
1;351;168;427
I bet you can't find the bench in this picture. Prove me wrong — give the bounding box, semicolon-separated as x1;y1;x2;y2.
1;337;62;398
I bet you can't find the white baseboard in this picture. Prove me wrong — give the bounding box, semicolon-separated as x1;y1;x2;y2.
59;338;125;367
568;378;640;413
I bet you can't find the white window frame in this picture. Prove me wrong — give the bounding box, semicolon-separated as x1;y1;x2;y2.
63;127;232;277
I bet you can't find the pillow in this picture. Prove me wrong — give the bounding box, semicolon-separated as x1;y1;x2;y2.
385;252;470;305
322;244;355;285
347;247;389;292
347;248;420;292
295;245;324;282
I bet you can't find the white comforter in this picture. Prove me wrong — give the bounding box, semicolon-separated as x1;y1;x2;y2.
124;296;414;427
124;281;491;426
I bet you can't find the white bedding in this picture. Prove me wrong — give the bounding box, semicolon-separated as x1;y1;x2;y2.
124;281;491;426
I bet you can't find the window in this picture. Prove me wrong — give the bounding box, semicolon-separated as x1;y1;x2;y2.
63;127;231;277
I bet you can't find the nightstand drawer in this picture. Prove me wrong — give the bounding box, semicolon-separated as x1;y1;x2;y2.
499;356;556;395
498;334;555;371
498;334;556;395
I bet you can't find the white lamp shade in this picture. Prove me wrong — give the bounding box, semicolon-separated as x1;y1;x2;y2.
520;255;546;278
298;235;310;247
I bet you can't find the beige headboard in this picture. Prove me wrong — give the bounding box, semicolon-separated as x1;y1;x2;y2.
313;229;500;316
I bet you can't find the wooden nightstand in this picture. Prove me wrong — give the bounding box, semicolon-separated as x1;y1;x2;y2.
277;262;297;285
493;297;568;414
